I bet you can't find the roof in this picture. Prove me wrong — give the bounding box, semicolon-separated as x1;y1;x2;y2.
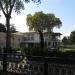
12;32;23;36
22;32;39;34
22;31;62;35
44;32;62;36
52;33;62;36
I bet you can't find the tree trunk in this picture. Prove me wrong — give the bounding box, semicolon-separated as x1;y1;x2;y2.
38;30;44;49
6;16;11;52
3;14;11;72
38;31;48;75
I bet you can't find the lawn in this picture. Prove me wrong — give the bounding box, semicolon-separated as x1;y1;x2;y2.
59;47;75;52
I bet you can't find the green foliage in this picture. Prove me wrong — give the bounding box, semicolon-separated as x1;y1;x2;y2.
62;36;69;45
60;47;75;52
26;11;62;49
62;30;75;45
10;25;17;33
27;12;47;31
0;0;41;14
0;23;17;33
22;47;75;58
0;0;41;72
69;30;75;44
0;23;6;32
46;13;62;32
27;11;62;32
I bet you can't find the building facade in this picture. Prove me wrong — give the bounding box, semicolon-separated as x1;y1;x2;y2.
0;31;61;50
21;32;61;49
0;32;23;50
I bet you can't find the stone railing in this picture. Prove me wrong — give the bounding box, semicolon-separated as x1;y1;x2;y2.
0;55;75;75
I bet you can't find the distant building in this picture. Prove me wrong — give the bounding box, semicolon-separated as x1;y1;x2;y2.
0;32;6;49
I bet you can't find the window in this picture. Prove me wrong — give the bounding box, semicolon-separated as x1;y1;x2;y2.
27;34;30;37
23;37;27;41
31;33;34;37
31;37;34;40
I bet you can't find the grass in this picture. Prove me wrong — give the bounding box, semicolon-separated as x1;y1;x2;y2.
59;47;75;52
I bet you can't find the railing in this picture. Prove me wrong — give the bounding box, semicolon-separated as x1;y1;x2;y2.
0;54;75;75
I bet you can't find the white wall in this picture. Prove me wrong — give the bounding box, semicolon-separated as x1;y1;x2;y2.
0;32;23;49
23;32;40;43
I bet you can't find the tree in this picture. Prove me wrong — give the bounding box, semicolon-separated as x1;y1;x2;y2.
0;0;40;51
0;0;41;71
27;12;62;75
0;23;6;32
0;23;17;32
26;11;62;49
46;13;62;32
62;36;69;45
10;25;17;33
69;31;75;44
27;12;48;49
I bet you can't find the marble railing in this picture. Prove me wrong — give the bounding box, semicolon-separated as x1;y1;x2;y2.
0;56;75;75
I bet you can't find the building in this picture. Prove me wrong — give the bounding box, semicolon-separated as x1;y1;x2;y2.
11;32;23;49
21;32;40;48
0;32;6;49
21;32;61;49
0;32;23;50
0;31;61;50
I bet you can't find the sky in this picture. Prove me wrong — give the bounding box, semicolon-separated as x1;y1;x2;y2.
0;0;75;38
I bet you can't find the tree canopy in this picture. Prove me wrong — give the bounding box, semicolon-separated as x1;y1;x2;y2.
0;23;6;32
62;30;75;45
10;25;17;33
27;12;48;32
69;30;75;44
27;11;62;32
46;13;62;32
62;36;69;45
0;23;17;33
26;11;62;48
0;0;41;15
